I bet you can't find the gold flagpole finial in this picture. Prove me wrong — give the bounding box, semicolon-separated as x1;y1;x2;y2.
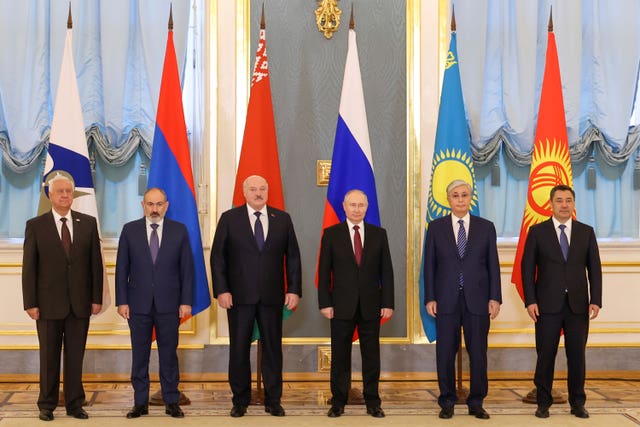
349;4;354;30
548;6;553;32
260;3;265;30
168;3;174;31
451;5;456;32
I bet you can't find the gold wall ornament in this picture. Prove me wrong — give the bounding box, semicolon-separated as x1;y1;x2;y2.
315;0;342;39
316;160;332;186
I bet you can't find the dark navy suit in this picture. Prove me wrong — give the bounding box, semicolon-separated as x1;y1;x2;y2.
424;214;501;409
116;218;194;406
211;205;301;407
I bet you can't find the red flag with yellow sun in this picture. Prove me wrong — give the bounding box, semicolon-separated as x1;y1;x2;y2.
511;15;574;301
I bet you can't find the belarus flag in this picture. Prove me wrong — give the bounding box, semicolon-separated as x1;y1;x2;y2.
147;11;211;320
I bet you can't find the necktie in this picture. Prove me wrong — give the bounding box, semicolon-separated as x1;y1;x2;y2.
60;217;71;257
353;225;362;266
559;224;569;260
457;219;467;258
150;223;159;264
254;212;265;251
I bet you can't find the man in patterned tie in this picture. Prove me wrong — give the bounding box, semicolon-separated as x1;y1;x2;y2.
115;187;194;419
317;189;394;419
423;179;501;420
522;184;602;419
22;172;103;421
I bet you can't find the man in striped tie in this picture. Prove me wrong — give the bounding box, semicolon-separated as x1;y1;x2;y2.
423;179;501;420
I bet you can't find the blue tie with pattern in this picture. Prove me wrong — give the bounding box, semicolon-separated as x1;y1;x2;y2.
254;211;265;251
457;219;467;289
559;224;569;260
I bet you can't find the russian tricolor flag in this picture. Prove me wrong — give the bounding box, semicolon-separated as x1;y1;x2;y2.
147;13;210;320
321;27;380;232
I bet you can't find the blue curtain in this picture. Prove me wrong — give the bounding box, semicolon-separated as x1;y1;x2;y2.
455;0;640;238
0;0;193;238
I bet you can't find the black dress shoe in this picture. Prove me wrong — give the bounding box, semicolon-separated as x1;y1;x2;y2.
265;403;285;416
126;404;149;418
571;406;589;418
230;405;247;417
439;406;454;419
535;406;550;418
66;408;89;419
165;402;184;418
366;406;385;418
327;406;344;417
468;406;490;419
39;409;54;421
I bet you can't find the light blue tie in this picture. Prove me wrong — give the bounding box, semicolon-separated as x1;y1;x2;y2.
457;219;467;289
559;224;569;260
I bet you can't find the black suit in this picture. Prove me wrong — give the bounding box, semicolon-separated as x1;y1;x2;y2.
22;210;103;412
317;221;394;408
211;205;301;407
115;218;194;406
423;214;501;409
522;218;602;408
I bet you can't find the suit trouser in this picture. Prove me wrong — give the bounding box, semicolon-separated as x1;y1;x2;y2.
128;305;180;405
534;296;589;408
36;313;89;411
330;310;381;408
435;290;489;409
227;303;283;406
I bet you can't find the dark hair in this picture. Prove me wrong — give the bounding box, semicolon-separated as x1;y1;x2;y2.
550;184;575;200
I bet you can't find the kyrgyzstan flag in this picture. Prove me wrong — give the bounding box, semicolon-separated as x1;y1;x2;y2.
511;14;574;301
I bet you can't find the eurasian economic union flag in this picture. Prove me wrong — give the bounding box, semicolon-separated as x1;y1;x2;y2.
148;19;211;319
320;26;380;232
40;20;111;313
419;32;478;342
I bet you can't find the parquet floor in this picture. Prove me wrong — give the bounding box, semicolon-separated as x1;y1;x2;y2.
1;375;640;424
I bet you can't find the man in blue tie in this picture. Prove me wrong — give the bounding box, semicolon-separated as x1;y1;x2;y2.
115;187;194;419
211;175;302;418
424;179;501;420
522;184;602;419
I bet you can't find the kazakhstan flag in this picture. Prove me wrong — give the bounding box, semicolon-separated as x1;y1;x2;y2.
419;32;479;342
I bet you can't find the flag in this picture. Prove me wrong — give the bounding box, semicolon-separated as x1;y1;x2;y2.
318;23;382;340
232;15;289;340
40;14;111;313
511;20;573;301
147;13;211;322
419;32;479;342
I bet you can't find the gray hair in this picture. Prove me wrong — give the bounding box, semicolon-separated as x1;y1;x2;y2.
446;179;472;195
343;189;368;203
47;171;75;192
242;175;268;191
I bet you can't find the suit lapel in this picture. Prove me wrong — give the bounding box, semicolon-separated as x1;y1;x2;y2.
45;211;67;257
444;215;459;260
542;219;565;261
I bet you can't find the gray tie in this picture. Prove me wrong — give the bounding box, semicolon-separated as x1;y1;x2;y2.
150;223;159;264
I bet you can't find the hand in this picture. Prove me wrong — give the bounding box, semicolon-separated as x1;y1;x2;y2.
91;303;102;315
488;300;501;319
179;305;192;318
284;293;300;311
589;304;600;320
426;301;437;318
380;308;394;319
26;307;39;320
320;307;334;319
217;292;233;309
526;303;539;322
117;304;130;320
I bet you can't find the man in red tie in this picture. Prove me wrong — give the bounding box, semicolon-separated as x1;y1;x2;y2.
317;189;394;419
22;172;103;421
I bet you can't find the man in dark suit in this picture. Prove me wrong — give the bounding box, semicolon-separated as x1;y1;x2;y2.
211;175;302;418
522;184;602;419
22;172;103;421
318;189;394;419
115;187;194;419
424;179;501;420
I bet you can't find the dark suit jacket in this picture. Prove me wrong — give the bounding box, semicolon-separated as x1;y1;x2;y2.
211;205;302;305
22;210;103;319
115;218;194;314
522;218;602;314
423;214;501;315
317;222;394;320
